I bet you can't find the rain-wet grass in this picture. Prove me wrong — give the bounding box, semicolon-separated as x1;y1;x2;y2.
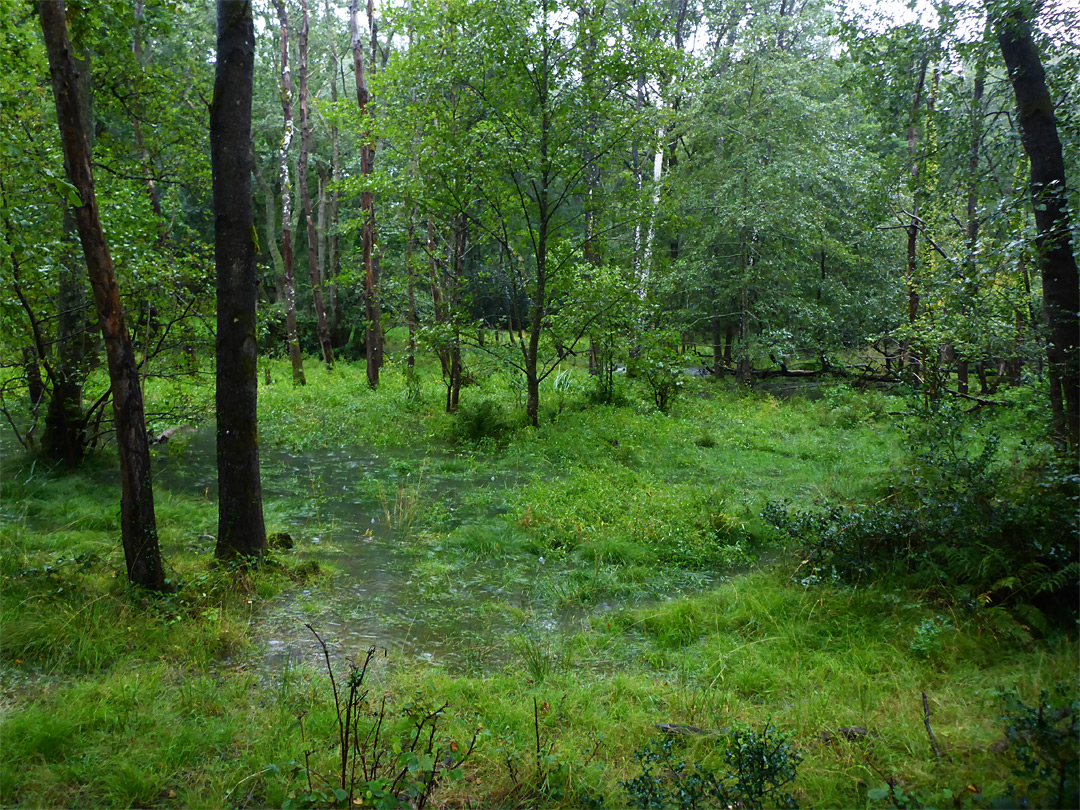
393;567;1078;808
1;353;1075;808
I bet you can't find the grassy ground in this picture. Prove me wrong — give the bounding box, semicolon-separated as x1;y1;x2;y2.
0;344;1075;808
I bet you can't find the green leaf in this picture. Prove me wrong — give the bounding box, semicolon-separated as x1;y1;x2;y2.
867;786;891;800
58;179;81;207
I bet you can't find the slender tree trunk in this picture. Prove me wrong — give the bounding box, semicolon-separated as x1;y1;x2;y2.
368;0;385;374
351;0;382;388
428;215;451;380
406;204;417;369
43;54;93;465
298;0;333;371
959;37;986;395
525;43;553;429
641;124;664;285
272;0;306;386
995;6;1079;449
211;0;266;562
904;55;930;379
253;158;285;378
44;220;90;464
711;315;723;378
735;229;752;384
39;0;165;590
817;249;826;302
324;0;342;334
631;73;646;296
317;164;328;317
447;215;467;411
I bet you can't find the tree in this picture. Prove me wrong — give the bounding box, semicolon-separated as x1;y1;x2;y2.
271;0;307;386
38;0;166;590
385;0;656;426
993;1;1079;449
351;0;383;389
298;0;334;371
672;1;891;382
211;0;266;561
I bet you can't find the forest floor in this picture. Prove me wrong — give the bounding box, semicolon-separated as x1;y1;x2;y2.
1;346;1076;809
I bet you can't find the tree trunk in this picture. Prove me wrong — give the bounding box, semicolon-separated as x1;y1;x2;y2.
525;55;553;429
960;35;985;396
711;316;723;378
272;0;306;386
428;215;452;381
43;174;92;464
735;230;751;385
298;0;334;371
406;204;417;369
39;0;166;590
211;0;266;562
351;0;382;389
904;54;930;379
324;0;342;334
995;6;1079;449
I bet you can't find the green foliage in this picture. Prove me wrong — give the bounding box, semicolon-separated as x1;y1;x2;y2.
998;688;1080;810
450;397;514;447
3;362;1077;809
865;687;1080;810
274;636;476;810
764;407;1079;619
623;726;801;810
630;331;687;414
908;616;952;660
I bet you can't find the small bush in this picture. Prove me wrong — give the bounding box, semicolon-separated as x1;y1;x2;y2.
275;629;477;809
450;398;513;446
630;331;686;414
999;687;1080;810
623;724;801;809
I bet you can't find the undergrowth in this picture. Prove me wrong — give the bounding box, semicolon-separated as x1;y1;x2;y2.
1;355;1076;809
764;404;1079;629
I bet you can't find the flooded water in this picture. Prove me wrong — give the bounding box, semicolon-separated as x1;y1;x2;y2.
151;431;581;674
3;426;720;679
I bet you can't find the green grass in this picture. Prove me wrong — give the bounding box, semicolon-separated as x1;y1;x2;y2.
1;350;1075;808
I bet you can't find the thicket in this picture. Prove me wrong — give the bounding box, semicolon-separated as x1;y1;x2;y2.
764;404;1079;629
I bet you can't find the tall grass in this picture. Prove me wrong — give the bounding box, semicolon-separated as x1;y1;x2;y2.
1;351;1075;808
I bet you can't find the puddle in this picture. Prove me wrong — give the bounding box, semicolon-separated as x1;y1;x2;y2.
152;431;566;673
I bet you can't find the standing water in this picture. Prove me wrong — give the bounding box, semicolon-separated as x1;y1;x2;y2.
153;431;554;672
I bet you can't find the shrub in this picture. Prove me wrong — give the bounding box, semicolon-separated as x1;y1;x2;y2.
450;398;512;446
629;331;686;414
763;413;1078;622
623;725;801;809
998;687;1079;810
275;628;477;809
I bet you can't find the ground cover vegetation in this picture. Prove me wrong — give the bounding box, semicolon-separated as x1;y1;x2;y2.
1;0;1077;807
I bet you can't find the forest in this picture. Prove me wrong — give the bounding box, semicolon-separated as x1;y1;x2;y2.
0;0;1077;807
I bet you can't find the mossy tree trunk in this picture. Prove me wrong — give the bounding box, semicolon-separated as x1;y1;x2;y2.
39;0;165;590
211;0;266;561
298;0;334;372
995;5;1079;450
